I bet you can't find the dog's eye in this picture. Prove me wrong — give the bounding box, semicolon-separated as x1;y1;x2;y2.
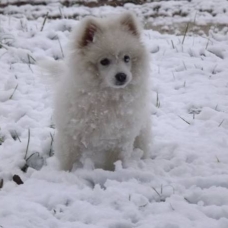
100;58;110;66
124;55;130;63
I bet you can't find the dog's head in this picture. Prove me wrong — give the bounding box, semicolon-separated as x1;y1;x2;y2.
73;13;146;89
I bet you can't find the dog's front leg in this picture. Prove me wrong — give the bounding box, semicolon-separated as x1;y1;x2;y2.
134;124;152;159
104;141;134;170
55;133;81;171
118;141;135;167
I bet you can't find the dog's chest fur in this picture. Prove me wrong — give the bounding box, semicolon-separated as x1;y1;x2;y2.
67;87;147;150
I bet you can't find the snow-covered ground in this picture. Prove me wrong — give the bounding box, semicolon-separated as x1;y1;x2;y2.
0;1;228;228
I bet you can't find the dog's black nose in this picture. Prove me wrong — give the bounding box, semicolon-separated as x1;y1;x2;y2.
115;73;127;84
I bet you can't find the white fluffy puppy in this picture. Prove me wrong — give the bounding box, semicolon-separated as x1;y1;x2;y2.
54;12;151;171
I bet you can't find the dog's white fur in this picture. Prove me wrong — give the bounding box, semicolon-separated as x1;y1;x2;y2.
52;13;152;171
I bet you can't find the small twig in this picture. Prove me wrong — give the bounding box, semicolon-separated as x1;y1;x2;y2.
59;6;64;18
218;119;225;127
57;36;64;58
205;37;210;50
139;202;148;208
26;152;39;162
163;185;175;194
0;179;3;189
0;41;8;50
0;136;4;145
212;65;217;74
183;61;187;70
193;12;197;24
15;130;21;142
152;187;161;197
170;203;175;211
0;51;8;59
182;22;190;45
40;12;49;32
184;197;191;203
215;156;220;163
158;65;160;74
28;54;36;63
178;115;190;125
9;84;18;99
172;71;176;80
24;129;30;160
193;112;195;119
156;92;160;108
27;54;33;73
49;132;54;157
171;40;175;49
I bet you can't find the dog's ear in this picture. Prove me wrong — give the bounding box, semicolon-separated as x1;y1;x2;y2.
120;12;140;37
79;18;99;48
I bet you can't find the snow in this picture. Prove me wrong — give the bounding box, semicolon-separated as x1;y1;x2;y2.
0;1;228;228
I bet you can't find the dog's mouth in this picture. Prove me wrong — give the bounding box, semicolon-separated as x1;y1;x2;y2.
115;81;127;86
112;82;129;89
